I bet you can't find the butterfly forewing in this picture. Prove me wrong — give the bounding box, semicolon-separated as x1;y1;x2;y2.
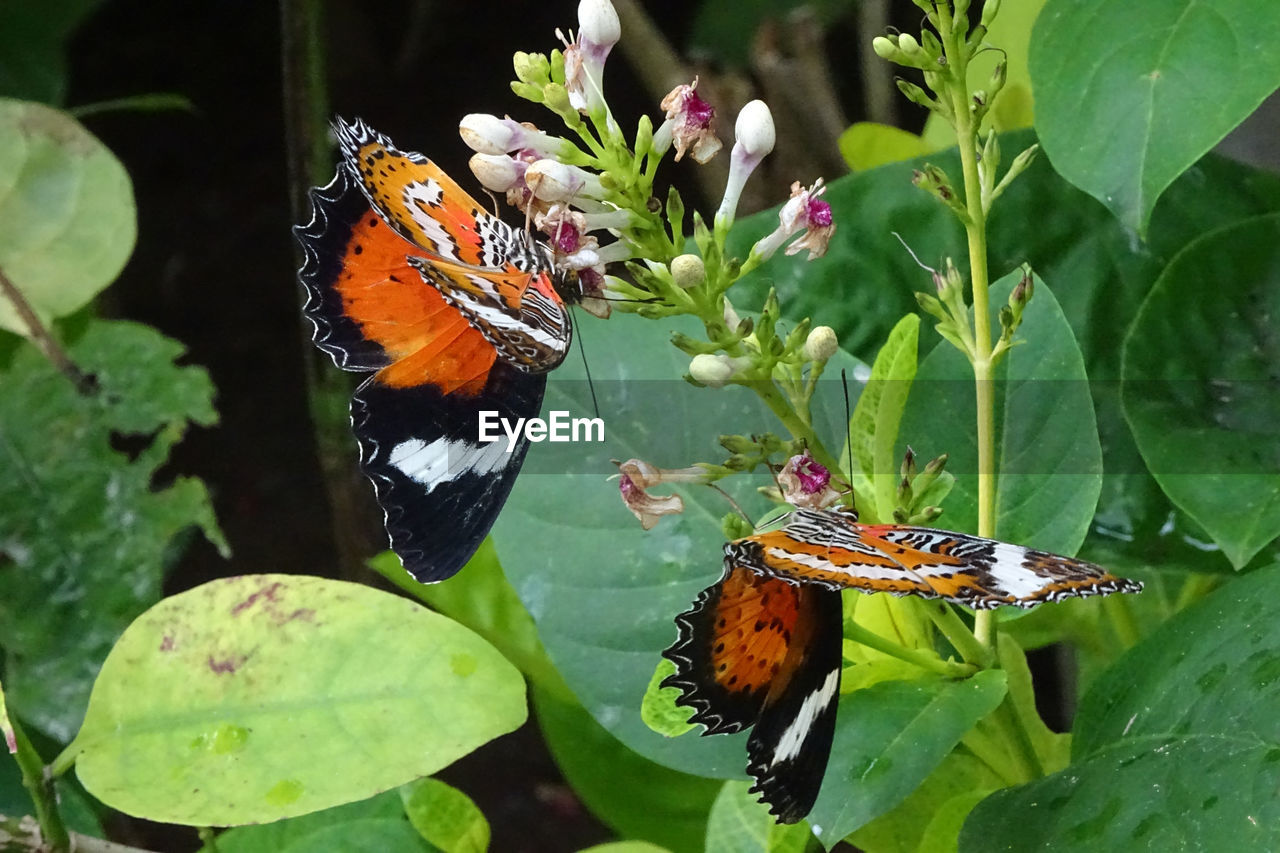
739;509;1143;609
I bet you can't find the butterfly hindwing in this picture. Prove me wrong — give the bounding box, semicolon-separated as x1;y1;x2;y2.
745;581;843;825
663;561;843;824
662;565;807;735
351;368;544;583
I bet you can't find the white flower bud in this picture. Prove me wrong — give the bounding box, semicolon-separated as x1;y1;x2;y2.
578;0;621;49
525;159;604;201
804;326;839;362
459;113;520;154
670;254;705;288
468;153;521;192
734;100;775;158
689;353;736;388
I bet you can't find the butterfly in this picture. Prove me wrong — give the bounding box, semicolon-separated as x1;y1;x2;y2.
662;505;1143;824
294;118;579;582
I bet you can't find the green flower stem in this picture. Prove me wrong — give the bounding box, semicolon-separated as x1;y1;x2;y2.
938;4;998;650
1173;572;1220;613
10;713;71;852
845;618;976;678
922;600;993;668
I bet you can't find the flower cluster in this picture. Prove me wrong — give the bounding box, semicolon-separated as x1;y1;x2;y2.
461;0;845;531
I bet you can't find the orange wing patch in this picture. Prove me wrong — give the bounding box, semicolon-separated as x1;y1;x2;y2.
708;567;804;699
336;208;496;396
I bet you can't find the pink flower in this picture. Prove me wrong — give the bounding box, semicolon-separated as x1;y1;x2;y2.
614;459;709;529
778;451;841;509
655;78;722;164
750;179;836;262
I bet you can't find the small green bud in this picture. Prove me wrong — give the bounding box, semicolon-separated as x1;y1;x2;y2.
513;51;550;84
542;83;573;116
900;446;918;483
722;513;755;541
991;61;1007;92
916;291;948;322
896;79;939;111
898;33;922;56
670;254;706;289
910;506;944;525
669;332;720;356
872;35;899;60
719;434;758;454
1011;270;1034;308
510;81;545;103
981;0;1002;28
923;453;948;476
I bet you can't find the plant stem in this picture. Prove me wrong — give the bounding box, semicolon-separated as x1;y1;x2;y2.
1102;592;1140;650
845;619;976;678
923;601;993;668
939;4;997;649
0;265;93;394
9;714;70;852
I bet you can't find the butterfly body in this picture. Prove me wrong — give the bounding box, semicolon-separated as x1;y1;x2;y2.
663;506;1143;824
295;118;577;582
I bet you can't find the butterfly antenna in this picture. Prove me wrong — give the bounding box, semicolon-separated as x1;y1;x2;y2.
574;312;601;420
842;369;856;508
891;231;938;276
708;483;755;528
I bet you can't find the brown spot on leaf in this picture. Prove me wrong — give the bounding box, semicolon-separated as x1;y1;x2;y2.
232;582;283;616
208;654;247;675
160;635;175;652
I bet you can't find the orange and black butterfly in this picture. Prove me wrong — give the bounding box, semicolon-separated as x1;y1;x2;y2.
295;119;579;582
663;506;1143;823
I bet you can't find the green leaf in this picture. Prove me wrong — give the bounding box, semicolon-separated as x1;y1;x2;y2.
70;574;527;825
578;843;671;853
0;0;103;103
845;750;1000;853
838;123;929;172
0;319;222;740
847;314;919;522
496;313;801;776
277;818;432;853
1122;213;1280;568
640;658;696;737
536;687;721;853
0;679;12;754
401;778;489;853
704;781;813;853
898;273;1102;555
206;790;410;853
0;100;135;335
1030;0;1280;235
807;671;1007;847
961;563;1280;851
371;539;570;698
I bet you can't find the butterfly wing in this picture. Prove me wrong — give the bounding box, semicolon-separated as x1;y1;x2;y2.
295;164;544;583
336;117;572;373
736;509;940;597
738;509;1142;609
855;524;1144;608
663;560;843;824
